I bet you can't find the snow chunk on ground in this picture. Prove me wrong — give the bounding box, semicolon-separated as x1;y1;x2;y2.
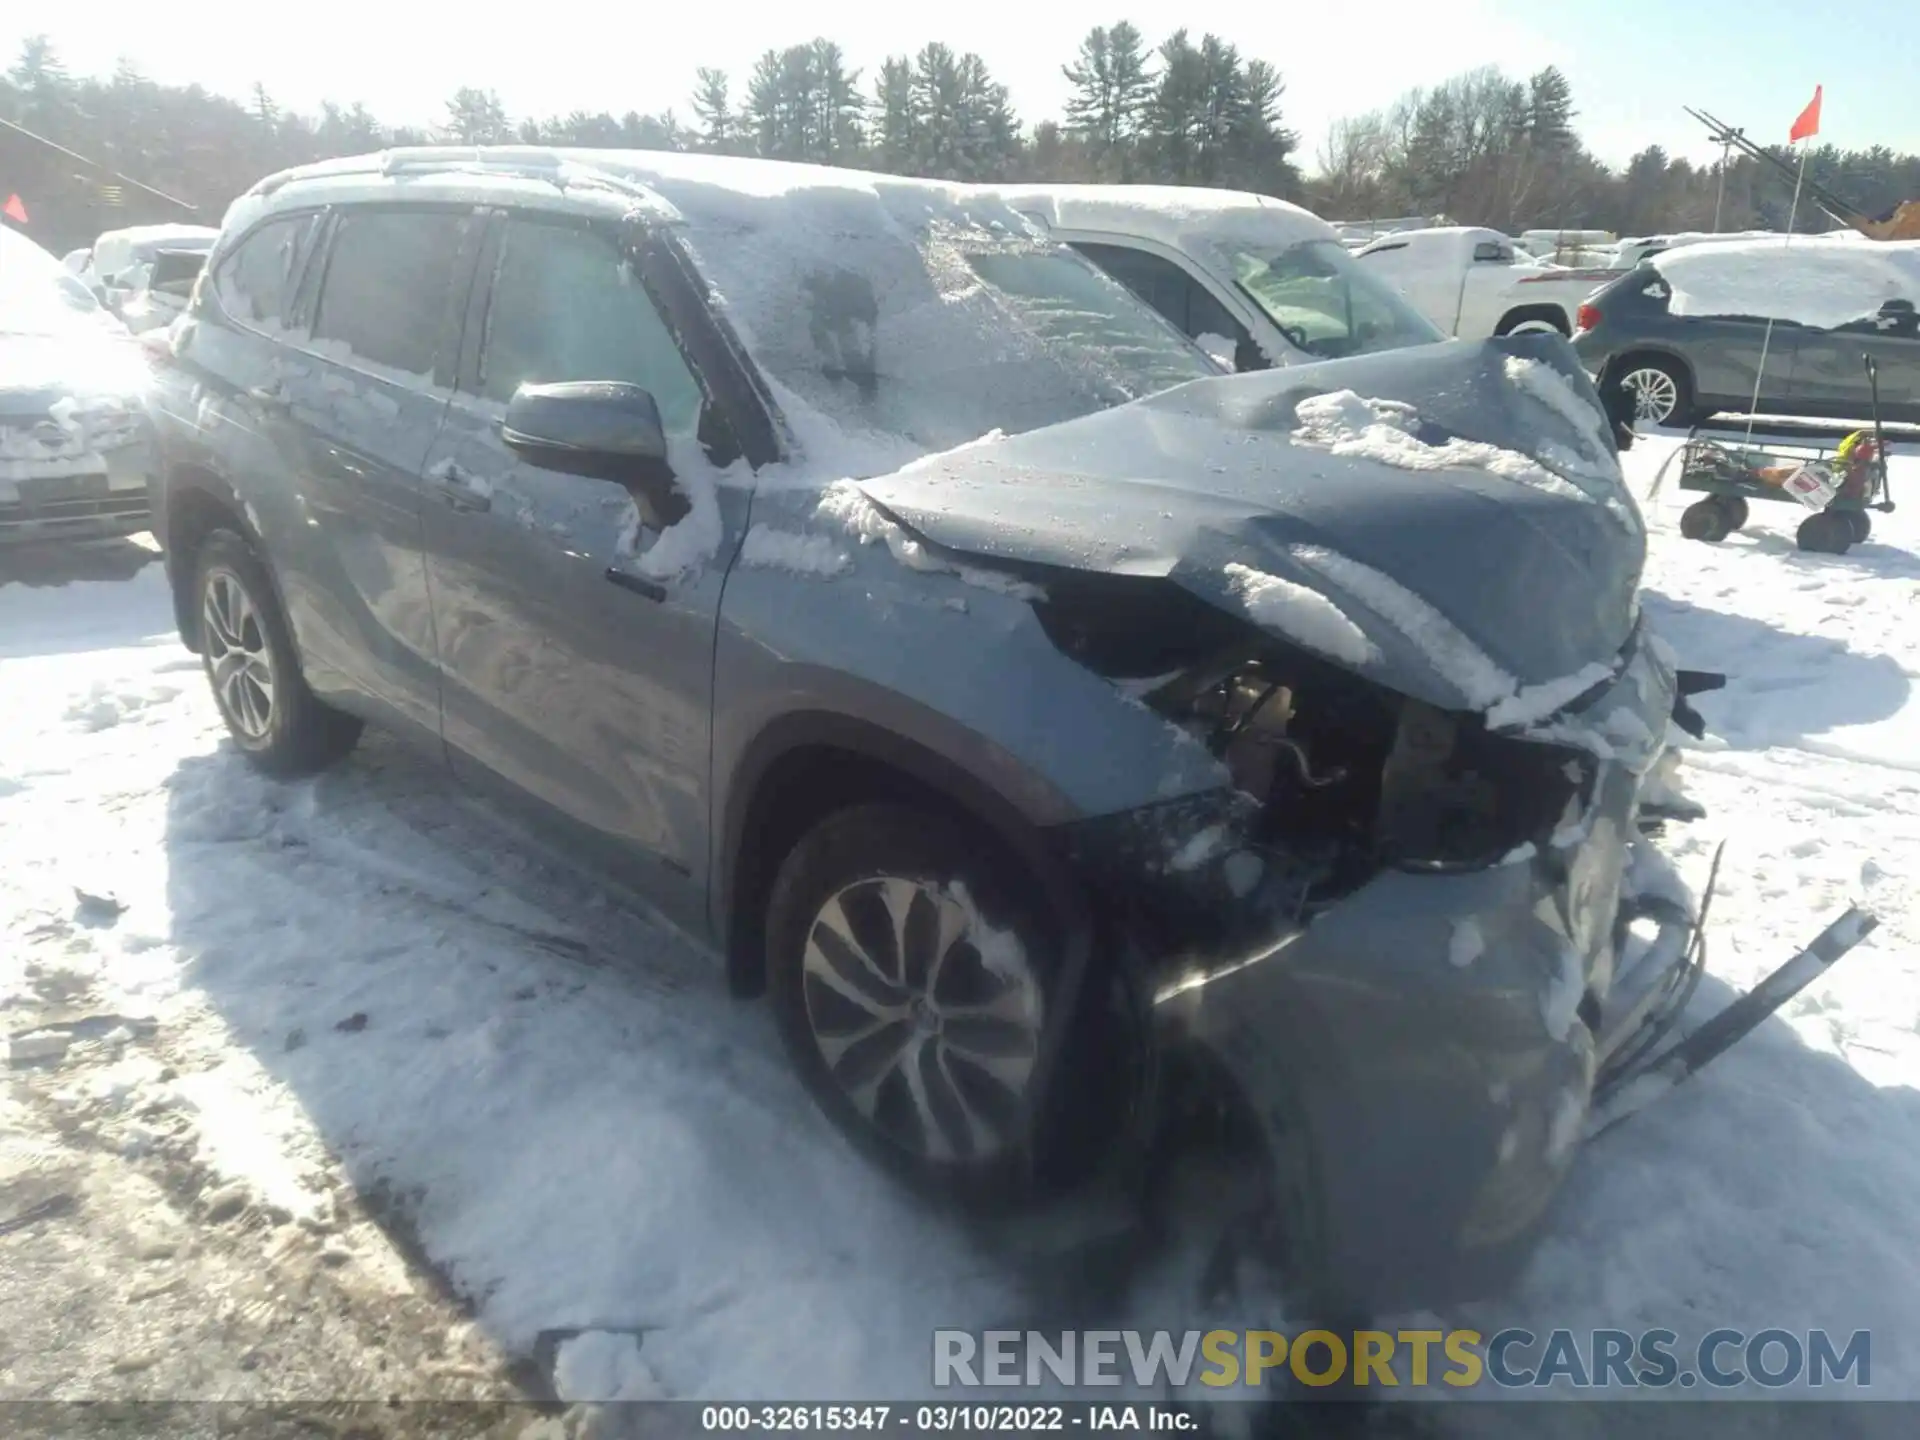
1222;562;1378;667
1291;388;1589;504
1448;918;1485;969
553;1330;667;1402
1655;237;1920;329
739;525;851;578
1289;543;1516;710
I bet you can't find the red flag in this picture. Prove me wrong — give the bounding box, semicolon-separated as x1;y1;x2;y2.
1789;85;1822;143
1;193;26;224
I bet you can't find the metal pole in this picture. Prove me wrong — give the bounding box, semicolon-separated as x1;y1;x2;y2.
1712;137;1733;232
1743;144;1810;444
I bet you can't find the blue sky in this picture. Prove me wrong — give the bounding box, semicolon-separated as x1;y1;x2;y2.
4;0;1914;170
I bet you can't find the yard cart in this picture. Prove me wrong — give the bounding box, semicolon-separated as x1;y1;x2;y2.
1650;355;1898;555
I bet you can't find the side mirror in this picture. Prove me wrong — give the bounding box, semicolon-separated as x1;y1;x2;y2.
501;380;685;523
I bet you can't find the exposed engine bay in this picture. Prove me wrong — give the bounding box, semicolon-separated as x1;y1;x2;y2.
1033;571;1598;914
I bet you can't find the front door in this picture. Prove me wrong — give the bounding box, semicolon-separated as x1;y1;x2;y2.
418;212;749;917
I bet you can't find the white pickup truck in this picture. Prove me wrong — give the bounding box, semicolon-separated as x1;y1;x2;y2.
1354;226;1616;339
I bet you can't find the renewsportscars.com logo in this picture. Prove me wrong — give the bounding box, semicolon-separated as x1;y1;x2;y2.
932;1329;1872;1391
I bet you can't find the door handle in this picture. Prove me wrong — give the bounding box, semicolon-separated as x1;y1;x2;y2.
605;568;666;603
426;458;491;513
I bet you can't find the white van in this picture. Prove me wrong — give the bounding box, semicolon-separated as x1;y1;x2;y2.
986;185;1446;370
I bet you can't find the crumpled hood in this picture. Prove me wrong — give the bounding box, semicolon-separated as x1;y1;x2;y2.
857;335;1646;714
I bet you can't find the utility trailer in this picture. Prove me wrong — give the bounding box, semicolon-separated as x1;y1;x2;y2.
1651;355;1899;553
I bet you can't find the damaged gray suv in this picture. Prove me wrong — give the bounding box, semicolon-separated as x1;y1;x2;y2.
152;148;1705;1317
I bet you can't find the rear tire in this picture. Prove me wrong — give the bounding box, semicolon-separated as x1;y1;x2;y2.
1843;509;1872;543
1680;498;1733;542
1796;511;1853;555
1614;357;1692;428
765;803;1065;1206
1721;496;1750;532
193;529;363;777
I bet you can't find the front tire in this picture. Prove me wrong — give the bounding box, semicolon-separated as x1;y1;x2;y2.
765;803;1061;1205
193;529;362;776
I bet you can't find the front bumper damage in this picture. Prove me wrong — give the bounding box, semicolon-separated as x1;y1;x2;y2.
1056;632;1875;1315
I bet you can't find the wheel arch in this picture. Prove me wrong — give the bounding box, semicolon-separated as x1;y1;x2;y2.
160;467;291;657
713;710;1091;1001
1494;303;1571;336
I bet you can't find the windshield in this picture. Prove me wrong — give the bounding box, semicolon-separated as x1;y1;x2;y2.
672;199;1218;457
1231;238;1444;359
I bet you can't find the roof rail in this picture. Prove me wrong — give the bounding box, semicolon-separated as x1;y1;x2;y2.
252;147;655;204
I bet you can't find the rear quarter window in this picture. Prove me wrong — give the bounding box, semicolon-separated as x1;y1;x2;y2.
213;213;320;330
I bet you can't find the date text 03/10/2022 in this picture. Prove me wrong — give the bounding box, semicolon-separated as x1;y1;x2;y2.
700;1406;1198;1432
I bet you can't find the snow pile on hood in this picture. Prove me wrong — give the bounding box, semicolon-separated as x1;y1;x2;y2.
1288;544;1516;709
1654;237;1920;329
1222;563;1378;667
1291;389;1590;505
817;479;1045;600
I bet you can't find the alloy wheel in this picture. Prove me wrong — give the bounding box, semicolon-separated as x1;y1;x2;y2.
800;876;1044;1163
1621;366;1680;424
201;567;277;741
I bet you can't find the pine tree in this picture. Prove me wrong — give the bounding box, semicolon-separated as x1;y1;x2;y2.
810;40;866;160
1061;22;1153;178
690;67;737;153
1527;66;1575;150
872;57;917;173
444;87;509;144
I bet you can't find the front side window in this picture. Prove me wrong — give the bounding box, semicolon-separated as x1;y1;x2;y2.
311;208;470;377
1231;239;1445;360
477;218;704;440
212;213;317;329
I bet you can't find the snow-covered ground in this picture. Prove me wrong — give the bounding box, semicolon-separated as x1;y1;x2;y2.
2;428;1917;1408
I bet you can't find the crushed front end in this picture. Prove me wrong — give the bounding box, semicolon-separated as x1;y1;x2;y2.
1047;598;1701;1315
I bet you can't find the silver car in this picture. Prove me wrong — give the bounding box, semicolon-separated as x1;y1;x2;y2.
151;147;1697;1318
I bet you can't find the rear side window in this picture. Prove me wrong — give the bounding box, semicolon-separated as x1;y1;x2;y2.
476;217;704;438
212;214;317;329
312;208;469;377
1073;241;1252;353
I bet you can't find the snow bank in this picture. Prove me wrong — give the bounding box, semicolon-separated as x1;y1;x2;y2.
1655;237;1920;329
1291;388;1590;505
1221;562;1378;667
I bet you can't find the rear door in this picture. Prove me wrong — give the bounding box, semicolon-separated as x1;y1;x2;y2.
1684;313;1801;415
272;204;483;739
418;210;752;916
1785;302;1920;420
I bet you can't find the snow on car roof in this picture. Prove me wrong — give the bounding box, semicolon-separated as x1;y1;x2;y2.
983;183;1336;254
1653;236;1920;328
